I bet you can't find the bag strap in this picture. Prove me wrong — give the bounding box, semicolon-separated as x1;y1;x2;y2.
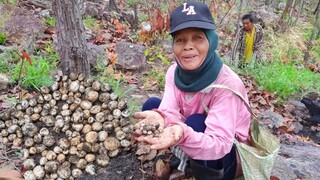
201;84;257;119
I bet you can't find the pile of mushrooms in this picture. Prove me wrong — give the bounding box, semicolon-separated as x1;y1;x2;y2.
0;73;133;179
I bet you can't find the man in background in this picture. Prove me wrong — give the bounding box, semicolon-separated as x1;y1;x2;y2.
231;13;264;67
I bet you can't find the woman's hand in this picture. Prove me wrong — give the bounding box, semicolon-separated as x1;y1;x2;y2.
136;124;183;150
0;169;22;180
133;110;165;135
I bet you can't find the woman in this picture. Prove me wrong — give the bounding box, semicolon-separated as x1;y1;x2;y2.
134;1;250;179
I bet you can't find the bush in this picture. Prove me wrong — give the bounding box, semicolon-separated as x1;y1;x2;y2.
0;33;6;45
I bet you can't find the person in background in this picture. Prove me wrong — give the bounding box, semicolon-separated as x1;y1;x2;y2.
231;13;264;68
134;1;251;179
0;168;22;180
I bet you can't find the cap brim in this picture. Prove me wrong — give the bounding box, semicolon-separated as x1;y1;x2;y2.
170;21;216;34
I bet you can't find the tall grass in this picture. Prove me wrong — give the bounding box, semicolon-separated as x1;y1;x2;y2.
11;56;56;90
242;61;320;100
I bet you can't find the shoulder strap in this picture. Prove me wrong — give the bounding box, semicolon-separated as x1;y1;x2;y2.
201;84;257;119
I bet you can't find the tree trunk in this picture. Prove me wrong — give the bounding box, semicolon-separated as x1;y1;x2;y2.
108;0;119;13
278;0;293;30
52;0;90;76
294;0;304;25
236;0;243;34
265;0;272;6
304;4;320;62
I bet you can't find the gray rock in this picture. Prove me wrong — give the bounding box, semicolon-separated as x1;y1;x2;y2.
87;43;108;67
251;6;279;28
272;143;320;179
289;100;306;111
84;1;106;18
0;45;6;53
0;74;10;90
115;42;146;70
292;121;303;134
259;110;284;128
0;5;45;52
27;0;52;9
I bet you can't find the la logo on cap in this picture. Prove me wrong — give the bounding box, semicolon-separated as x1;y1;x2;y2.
182;3;196;15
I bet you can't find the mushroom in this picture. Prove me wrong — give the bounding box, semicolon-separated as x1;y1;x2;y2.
57;154;66;163
86;90;99;102
96;154;110;167
33;165;45;179
104;137;120;151
85;154;96;163
44;161;59;173
43;135;55;147
85;131;98;143
85;164;96;175
24;170;36;180
72;168;83;178
76;159;87;170
46;150;57;161
23;159;36;170
92;122;103;131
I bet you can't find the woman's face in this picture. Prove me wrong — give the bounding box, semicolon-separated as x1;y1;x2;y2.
173;28;209;71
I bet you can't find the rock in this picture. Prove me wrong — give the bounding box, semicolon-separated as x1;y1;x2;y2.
0;45;6;53
0;74;10;90
292;121;303;134
0;5;45;52
272;143;320;179
87;43;108;67
250;6;279;28
259;110;284;128
115;42;146;70
84;1;105;18
289;100;306;111
27;0;52;9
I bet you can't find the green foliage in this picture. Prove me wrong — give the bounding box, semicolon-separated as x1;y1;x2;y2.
108;78;135;100
144;68;165;89
11;55;56;90
0;49;16;74
145;47;170;65
93;58;134;99
242;61;320;101
83;16;100;30
0;33;6;45
0;0;17;6
44;17;56;27
43;43;60;63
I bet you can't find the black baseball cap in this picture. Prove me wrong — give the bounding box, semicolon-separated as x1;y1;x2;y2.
170;1;216;34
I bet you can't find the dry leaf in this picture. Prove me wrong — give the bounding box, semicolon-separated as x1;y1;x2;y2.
136;143;151;155
138;149;157;163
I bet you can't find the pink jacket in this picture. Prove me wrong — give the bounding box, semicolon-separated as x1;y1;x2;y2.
158;64;251;160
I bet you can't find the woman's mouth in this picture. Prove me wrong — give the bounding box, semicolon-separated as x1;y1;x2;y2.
182;55;197;61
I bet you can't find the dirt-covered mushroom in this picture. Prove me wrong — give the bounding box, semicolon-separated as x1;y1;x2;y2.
33;165;45;179
22;123;38;137
76;159;87;170
44;161;59;173
85;131;98;143
72;168;83;178
96;154;110;167
85;164;96;175
23;159;36;170
104;137;120;151
43;135;55;147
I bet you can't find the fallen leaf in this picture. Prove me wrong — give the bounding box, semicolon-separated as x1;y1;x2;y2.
270;176;280;180
138;149;157;163
22;50;32;65
136;143;151;155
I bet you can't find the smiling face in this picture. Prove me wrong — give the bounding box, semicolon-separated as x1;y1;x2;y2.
173;28;209;71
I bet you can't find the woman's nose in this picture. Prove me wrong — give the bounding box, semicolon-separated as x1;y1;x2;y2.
183;40;194;50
